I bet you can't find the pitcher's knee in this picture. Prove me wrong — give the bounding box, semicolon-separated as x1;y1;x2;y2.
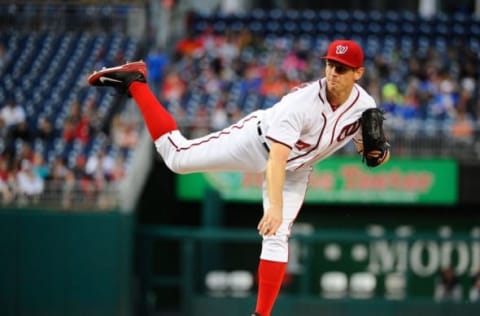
260;235;289;262
163;159;190;174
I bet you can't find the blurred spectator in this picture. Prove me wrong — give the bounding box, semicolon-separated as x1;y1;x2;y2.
0;156;13;204
113;50;126;67
161;70;187;102
0;98;26;129
450;110;474;142
48;156;73;208
227;105;244;124
49;156;70;186
200;67;222;94
62;100;91;145
16;159;44;205
382;82;403;116
217;30;240;65
0;175;13;204
1;98;27;151
0;42;9;74
457;78;477;120
0;156;13;182
175;30;203;58
65;154;95;208
110;114;139;152
470;270;480;302
82;96;101;137
71;154;88;181
402;78;421;117
259;66;292;98
93;47;107;70
210;98;229;131
0;116;7;142
282;47;307;77
189;105;209;138
111;156;126;183
428;71;458;121
236;28;253;51
434;266;463;302
37;116;54;142
62;169;76;209
85;149;115;184
31;151;50;180
197;26;223;55
10;121;34;144
85;149;116;208
146;47;169;96
239;60;263;95
13;142;34;171
62;117;76;143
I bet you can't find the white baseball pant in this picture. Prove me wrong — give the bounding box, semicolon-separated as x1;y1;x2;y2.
154;110;311;262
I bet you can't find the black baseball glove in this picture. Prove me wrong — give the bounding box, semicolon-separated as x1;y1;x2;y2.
360;108;390;167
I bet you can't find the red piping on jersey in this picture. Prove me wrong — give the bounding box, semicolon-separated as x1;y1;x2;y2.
329;86;360;145
266;80;326;150
318;80;325;103
281;112;328;168
266;81;328;160
286;84;360;170
167;115;258;151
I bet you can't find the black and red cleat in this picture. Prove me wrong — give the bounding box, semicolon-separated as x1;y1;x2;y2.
87;61;147;95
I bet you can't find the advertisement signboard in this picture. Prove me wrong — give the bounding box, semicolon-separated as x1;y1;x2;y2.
177;158;458;205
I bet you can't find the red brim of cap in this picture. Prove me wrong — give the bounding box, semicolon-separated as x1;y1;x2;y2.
321;56;361;68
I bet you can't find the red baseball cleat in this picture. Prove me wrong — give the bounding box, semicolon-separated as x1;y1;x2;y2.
87;61;147;95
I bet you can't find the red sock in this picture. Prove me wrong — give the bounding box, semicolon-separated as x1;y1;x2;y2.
129;82;177;140
255;259;287;316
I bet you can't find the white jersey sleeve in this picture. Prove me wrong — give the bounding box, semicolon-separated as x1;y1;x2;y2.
263;82;321;148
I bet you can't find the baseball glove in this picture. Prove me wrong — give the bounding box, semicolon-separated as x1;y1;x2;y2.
360;108;390;167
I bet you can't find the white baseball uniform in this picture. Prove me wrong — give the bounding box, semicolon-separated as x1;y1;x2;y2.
154;78;376;262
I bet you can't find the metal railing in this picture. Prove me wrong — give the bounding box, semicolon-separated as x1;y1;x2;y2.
1;179;122;210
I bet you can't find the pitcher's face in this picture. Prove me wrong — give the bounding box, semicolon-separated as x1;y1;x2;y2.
325;60;364;93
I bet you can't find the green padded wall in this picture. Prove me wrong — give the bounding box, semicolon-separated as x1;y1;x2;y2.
0;209;133;316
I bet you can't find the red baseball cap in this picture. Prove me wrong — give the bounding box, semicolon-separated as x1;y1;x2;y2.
323;39;364;68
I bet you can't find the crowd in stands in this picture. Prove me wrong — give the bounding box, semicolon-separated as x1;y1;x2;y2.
0;9;143;208
0;91;140;208
3;9;480;207
146;23;480;147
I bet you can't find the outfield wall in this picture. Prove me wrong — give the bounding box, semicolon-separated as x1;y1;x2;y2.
0;209;134;316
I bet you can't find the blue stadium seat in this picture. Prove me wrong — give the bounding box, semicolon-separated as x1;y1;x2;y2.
317;10;334;22
2;29;140;172
317;21;333;36
301;9;316;22
351;10;367;23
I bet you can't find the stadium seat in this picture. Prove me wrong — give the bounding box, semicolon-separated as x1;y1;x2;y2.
352;10;367;23
205;270;253;297
384;273;407;300
320;271;348;299
301;9;316;22
2;28;140;173
349;272;377;299
228;270;254;297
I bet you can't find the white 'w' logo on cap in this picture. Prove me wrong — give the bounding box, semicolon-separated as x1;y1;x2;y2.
335;45;348;55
